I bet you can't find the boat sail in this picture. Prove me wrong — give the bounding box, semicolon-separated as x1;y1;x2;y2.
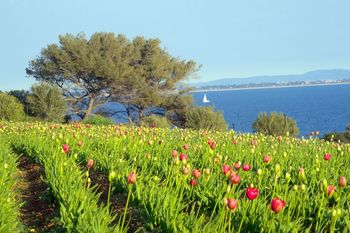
203;94;210;103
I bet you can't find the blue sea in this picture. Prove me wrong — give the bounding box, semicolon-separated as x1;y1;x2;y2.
192;84;350;137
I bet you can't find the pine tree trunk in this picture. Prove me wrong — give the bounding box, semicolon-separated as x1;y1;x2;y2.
83;97;94;120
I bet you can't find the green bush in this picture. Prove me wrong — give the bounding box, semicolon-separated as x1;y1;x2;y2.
323;123;350;143
322;132;350;143
83;115;115;125
252;112;299;137
141;115;170;128
27;83;67;122
185;107;227;131
0;93;24;121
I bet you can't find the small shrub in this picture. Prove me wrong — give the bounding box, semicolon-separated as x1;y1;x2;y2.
252;112;299;137
186;107;227;131
141;115;170;128
27;83;67;122
323;123;350;143
83;115;115;125
323;132;350;143
0;93;25;121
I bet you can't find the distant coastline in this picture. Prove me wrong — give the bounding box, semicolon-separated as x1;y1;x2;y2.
191;81;350;93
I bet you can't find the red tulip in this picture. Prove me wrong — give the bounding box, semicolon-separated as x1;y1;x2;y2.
233;139;238;145
227;198;237;210
183;144;189;150
208;139;216;149
230;175;240;184
270;198;286;213
246;187;259;200
243;164;251;171
222;165;232;176
327;185;336;197
233;162;241;170
172;150;178;158
87;159;94;169
62;144;70;153
339;176;347;187
179;153;188;161
250;140;257;146
189;179;197;186
324;153;331;161
127;172;137;184
192;169;201;178
263;155;271;163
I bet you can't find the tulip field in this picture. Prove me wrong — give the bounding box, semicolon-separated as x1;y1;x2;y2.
0;122;350;232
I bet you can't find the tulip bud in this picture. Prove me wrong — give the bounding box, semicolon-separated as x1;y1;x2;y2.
226;184;231;193
189;179;197;186
192;169;201;179
127;171;137;184
263;155;271;163
227;198;237;211
339;176;347;188
183;144;189;150
327;185;336;198
292;185;298;191
332;209;337;218
300;184;306;192
337;208;342;216
182;166;190;175
171;150;178;158
153;176;160;182
87;159;94;169
275;164;281;175
257;169;262;176
109;171;116;181
324;153;331;161
204;168;211;176
322;179;328;191
230;175;240;185
285;172;291;181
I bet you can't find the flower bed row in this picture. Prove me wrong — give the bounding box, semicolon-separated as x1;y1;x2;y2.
0;137;22;232
8;129;123;233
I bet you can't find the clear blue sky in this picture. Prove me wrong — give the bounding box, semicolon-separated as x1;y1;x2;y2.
1;0;350;91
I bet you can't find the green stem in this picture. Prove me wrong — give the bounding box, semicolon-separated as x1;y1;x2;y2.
122;186;132;229
228;211;232;233
107;179;112;213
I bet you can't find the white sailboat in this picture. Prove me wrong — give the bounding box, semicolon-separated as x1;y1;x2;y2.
203;94;210;103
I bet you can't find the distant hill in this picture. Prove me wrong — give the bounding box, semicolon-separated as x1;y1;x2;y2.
189;69;350;88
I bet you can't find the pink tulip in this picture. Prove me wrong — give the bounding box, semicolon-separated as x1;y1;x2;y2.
87;159;94;169
270;198;286;213
62;144;70;153
227;198;238;210
192;169;201;178
127;172;137;184
246;187;259;200
243;164;251;171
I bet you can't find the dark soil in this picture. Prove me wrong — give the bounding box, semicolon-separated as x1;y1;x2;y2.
16;157;64;233
89;170;149;232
